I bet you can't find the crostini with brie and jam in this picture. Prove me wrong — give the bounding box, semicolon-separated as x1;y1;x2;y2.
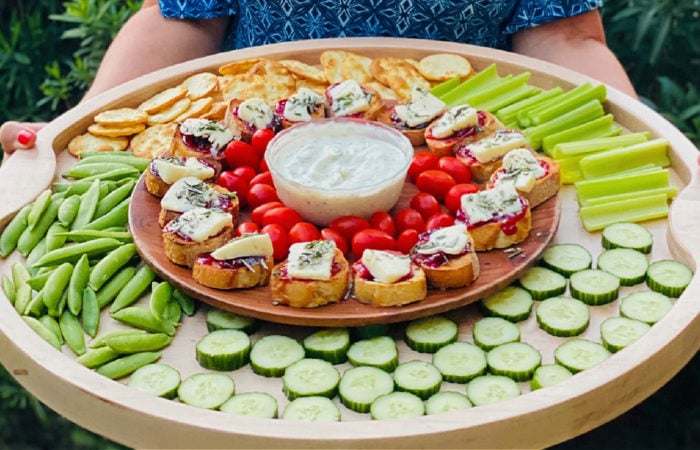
424;105;504;157
376;86;447;146
225;97;281;142
274;87;328;129
158;176;239;227
455;129;528;182
325;79;385;120
488;148;561;208
162;207;235;267
145;155;221;198
170;118;234;163
352;249;427;307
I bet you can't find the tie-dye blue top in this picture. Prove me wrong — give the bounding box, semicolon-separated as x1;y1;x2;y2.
158;0;602;51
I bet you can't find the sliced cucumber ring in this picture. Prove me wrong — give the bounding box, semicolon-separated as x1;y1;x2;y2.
432;341;487;383
338;365;395;413
472;317;521;351
466;375;521;406
486;341;542;382
530;364;573;390
540;243;592;277
404;315;458;353
569;269;620;305
219;392;278;418
619;291;673;324
554;339;611;373
601;222;653;253
480;286;533;322
518;266;567;300
597;248;649;286
424;391;472;415
600;316;651;352
536;296;590;337
646;259;693;297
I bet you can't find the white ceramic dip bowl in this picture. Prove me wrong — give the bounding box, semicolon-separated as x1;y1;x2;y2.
265;118;414;226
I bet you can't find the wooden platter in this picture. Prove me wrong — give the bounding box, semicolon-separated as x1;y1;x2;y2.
1;38;699;450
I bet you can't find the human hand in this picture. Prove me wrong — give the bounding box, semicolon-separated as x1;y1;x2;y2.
0;122;45;160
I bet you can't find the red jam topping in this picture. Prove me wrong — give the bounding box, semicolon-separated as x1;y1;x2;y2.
410;230;470;269
196;253;267;270
389;107;431;131
351;260;413;283
276;260;343;281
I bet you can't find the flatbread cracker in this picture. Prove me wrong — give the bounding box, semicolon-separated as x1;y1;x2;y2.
418;53;473;81
200;101;228;121
129;123;177;158
181;72;219;100
146;97;192;126
278;59;327;84
341;53;374;84
66;132;129;157
138;85;188;114
218;58;263;76
94;108;148;127
370;57;431;100
320;50;351;84
87;122;146;138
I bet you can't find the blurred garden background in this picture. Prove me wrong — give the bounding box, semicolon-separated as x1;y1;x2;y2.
1;0;698;448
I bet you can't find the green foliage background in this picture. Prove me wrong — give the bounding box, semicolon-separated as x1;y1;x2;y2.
0;0;698;449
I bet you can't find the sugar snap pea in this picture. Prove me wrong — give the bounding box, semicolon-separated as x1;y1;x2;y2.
89;329;147;349
70;179;101;231
38;314;64;345
81;287;100;337
32;237;122;268
111;306;176;336
172;289;197;316
110;264;156;313
76;346;120;369
25;237;47;275
2;274;16;304
81;197;130;231
59;310;86;356
0;203;31;257
11;262;32;314
27;189;52;229
75;154;150;172
74;166;141;183
57;195;81;227
54;180;117;197
79;150;135;159
41;262;73;314
25;291;47;317
23;316;62;350
95;351;161;380
58;229;133;243
16;197;61;257
149;281;173;321
45;222;68;252
49;290;68;318
26;268;54;291
95;265;137;308
105;332;172;354
62;162;141;180
94;179;136;219
67;254;90;315
88;243;137;290
162;300;182;326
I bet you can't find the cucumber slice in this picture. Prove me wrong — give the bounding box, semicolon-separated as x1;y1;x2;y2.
303;327;350;364
530;364;573;390
424;391;472;415
346;335;399;372
486;342;541;382
518;266;568;300
350;323;390;340
177;373;235;410
535;296;590;337
601;222;653;253
619;291;673;324
404;315;458;353
432;341;487;383
282;358;340;400
250;335;305;377
600;316;651;352
370;391;425;420
481;286;533;322
540;243;592;277
569;269;620;305
554;339;611;373
195;329;251;371
338;365;395;413
282;396;341;422
127;363;181;399
472;317;521;351
596;248;649;286
466;375;521;406
646;259;693;297
205;308;259;334
393;360;442;400
219;392;278;418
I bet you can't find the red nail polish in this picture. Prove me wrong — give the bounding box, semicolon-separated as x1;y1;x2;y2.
17;130;35;146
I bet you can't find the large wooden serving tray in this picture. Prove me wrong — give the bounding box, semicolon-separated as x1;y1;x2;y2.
1;38;699;449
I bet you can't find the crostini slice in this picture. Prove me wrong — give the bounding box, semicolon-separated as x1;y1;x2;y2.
352;249;427;307
455;129;528;182
274;87;327;128
411;223;480;289
270;240;350;308
225;96;281;142
488;148;561;208
325;79;384;120
376;86;447;146
424;105;503;157
169;117;234;162
162;207;235;267
192;232;275;289
145;155;221;198
159;176;239;227
456;183;532;251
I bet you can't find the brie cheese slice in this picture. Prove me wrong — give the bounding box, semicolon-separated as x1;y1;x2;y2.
211;233;274;260
430;105;478;139
287;240;336;280
328;80;370;116
413;223;469;255
152;157;215;184
237;97;274;129
361;249;411;284
164;207;232;242
467;130;526;163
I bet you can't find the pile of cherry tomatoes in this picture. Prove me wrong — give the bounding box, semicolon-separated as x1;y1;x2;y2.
216;128;480;262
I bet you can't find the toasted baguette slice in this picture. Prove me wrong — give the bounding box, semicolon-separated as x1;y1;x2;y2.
224;97;280;142
352;263;427;307
192;254;274;289
488;153;560;209
162;208;235;268
376;87;446;146
169;118;232;162
465;206;531;252
270;248;350;308
145;155;221;198
425;109;503;157
325;80;385;120
158;180;239;228
376;106;430;146
416;250;480;290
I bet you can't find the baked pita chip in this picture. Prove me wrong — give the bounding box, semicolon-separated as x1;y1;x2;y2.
278;59;327;84
341;53;374;84
218;58;263;76
320;50;352;84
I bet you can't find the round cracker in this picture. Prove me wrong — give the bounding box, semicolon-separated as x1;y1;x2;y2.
129;123;178;159
218;58;263;76
87;122;146;138
174;97;215;122
418;53;473;81
146;97;192;126
66;132;129;157
94;108;148;127
138;85;188;114
181;72;219;100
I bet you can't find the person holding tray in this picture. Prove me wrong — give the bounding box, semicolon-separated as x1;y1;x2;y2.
1;0;636;155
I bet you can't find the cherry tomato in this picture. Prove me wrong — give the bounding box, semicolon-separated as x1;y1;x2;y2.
237;221;260;236
261;223;289;261
251;201;284;226
231;165;257;183
415;169;456;202
288;222;322;245
216;171;250;207
394;208;426;234
351;229;396;258
409;192;442;220
258;157;269;172
425;212;455;231
251;128;276;158
438;156;472;184
246;183;279;209
250;170;273;186
329;215;370;242
408;151;440;182
396;229;420;255
224;140;260;170
369;211;396;238
444;183;480;214
262;206;303;231
320;227;349;256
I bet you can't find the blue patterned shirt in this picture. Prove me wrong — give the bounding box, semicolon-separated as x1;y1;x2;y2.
159;0;602;51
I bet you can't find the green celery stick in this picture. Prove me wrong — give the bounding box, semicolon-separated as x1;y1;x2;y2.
558;156;585;184
439;63;499;104
574;168;669;201
520;83;593;128
496;87;564;125
528;84;607;126
579;186;678;207
552;132;651;159
474;84;541;113
579;138;670;179
447;71;531;107
430;77;461;98
541;115;621;156
579;193;670;231
524;99;605;150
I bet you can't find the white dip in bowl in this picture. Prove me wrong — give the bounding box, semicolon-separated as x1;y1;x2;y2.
265;118;414;225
